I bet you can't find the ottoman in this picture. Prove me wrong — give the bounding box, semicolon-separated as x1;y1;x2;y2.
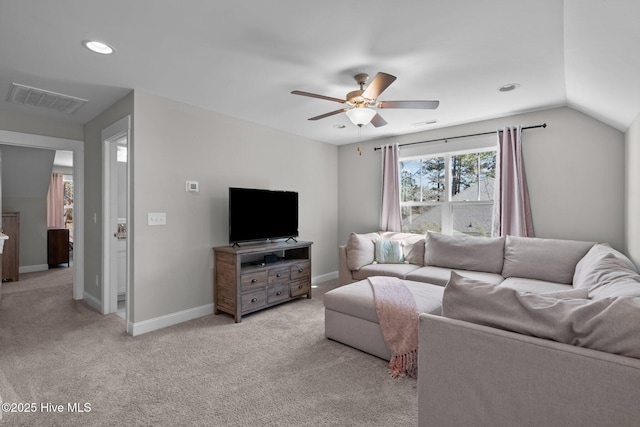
324;278;444;360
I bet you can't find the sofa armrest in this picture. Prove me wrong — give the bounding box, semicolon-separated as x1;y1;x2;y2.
338;245;356;286
418;314;640;427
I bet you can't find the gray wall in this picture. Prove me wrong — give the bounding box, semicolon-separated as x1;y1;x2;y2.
83;92;134;301
130;91;338;322
626;112;640;267
338;107;626;250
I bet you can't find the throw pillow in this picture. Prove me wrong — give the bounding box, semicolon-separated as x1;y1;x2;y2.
346;232;380;271
379;232;425;266
374;239;405;264
423;232;505;274
573;243;640;298
442;272;640;359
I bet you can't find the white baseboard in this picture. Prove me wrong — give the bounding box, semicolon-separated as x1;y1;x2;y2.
119;272;336;337
127;303;214;336
82;291;102;312
312;271;338;284
19;264;49;274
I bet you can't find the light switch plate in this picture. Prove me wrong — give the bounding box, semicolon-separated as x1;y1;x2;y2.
148;212;166;226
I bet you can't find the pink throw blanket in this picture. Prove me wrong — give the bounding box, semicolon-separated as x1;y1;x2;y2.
368;276;419;378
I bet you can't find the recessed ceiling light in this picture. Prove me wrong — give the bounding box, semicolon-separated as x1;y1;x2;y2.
498;83;520;92
82;40;115;55
333;124;347;129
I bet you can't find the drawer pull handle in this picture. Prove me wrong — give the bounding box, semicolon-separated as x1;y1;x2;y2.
251;297;258;303
298;269;304;273
251;278;257;283
276;273;281;278
276;291;282;296
298;284;303;289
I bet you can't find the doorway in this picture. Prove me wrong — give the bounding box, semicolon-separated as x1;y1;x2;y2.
101;116;130;322
0;130;84;299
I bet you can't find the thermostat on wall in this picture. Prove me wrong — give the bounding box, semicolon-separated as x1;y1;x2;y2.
186;181;199;192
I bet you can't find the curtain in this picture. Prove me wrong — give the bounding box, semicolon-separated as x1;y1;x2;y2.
492;127;535;237
47;173;64;228
380;143;402;232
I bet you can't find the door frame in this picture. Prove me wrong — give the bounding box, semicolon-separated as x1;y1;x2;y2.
0;129;84;299
101;116;131;319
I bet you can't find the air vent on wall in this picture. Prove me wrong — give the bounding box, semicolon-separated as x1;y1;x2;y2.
6;83;87;114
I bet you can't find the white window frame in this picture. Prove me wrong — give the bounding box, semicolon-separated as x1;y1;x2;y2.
400;146;497;236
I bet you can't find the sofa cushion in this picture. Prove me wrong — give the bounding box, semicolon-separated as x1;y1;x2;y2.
499;277;573;294
324;279;444;324
442;272;640;359
406;265;504;287
573;243;640;299
352;263;421;281
346;232;380;271
374;239;404;264
379;232;425;266
423;232;505;274
502;236;594;284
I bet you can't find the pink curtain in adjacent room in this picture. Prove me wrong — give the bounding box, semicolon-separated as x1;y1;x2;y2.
380;144;402;232
47;173;64;228
492;127;535;237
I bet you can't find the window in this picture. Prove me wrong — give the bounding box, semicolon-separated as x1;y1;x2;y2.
400;149;496;237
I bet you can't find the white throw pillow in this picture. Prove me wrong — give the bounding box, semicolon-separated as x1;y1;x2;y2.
346;232;380;271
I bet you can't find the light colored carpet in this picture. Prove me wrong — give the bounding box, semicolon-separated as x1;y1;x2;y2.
0;268;417;426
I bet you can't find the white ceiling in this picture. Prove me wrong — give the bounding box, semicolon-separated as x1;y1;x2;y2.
0;0;638;146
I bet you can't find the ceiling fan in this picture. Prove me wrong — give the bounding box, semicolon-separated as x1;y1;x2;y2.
291;72;439;127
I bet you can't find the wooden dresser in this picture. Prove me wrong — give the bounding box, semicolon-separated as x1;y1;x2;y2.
2;212;20;282
213;240;312;322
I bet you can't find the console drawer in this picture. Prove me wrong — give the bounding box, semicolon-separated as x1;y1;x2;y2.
290;262;310;281
241;271;267;290
242;289;266;313
290;279;310;297
268;267;290;284
268;283;289;304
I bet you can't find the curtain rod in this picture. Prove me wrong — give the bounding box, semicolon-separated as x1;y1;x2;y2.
373;123;547;151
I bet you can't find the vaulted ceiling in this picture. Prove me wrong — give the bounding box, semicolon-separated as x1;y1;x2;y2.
0;0;638;145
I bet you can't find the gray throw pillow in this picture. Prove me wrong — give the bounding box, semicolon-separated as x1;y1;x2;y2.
442;272;640;359
423;232;505;274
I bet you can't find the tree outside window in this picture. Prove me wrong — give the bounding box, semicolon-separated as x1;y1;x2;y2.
400;150;496;236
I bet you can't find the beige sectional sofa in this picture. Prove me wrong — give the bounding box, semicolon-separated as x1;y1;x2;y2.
325;231;640;426
327;231;594;358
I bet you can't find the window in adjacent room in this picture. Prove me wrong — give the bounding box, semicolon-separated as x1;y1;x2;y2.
400;148;496;236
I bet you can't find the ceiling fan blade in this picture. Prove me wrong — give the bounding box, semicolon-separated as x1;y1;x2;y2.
308;108;348;121
377;100;440;109
370;113;388;127
291;90;346;104
362;72;397;99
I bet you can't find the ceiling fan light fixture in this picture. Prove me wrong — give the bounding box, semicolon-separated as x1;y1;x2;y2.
346;107;376;127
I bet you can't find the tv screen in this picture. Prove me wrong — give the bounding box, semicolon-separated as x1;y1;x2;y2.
229;187;299;243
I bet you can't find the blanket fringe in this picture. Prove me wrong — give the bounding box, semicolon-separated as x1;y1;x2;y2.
389;349;418;379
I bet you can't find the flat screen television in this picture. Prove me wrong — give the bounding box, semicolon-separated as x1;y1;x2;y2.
229;187;299;244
